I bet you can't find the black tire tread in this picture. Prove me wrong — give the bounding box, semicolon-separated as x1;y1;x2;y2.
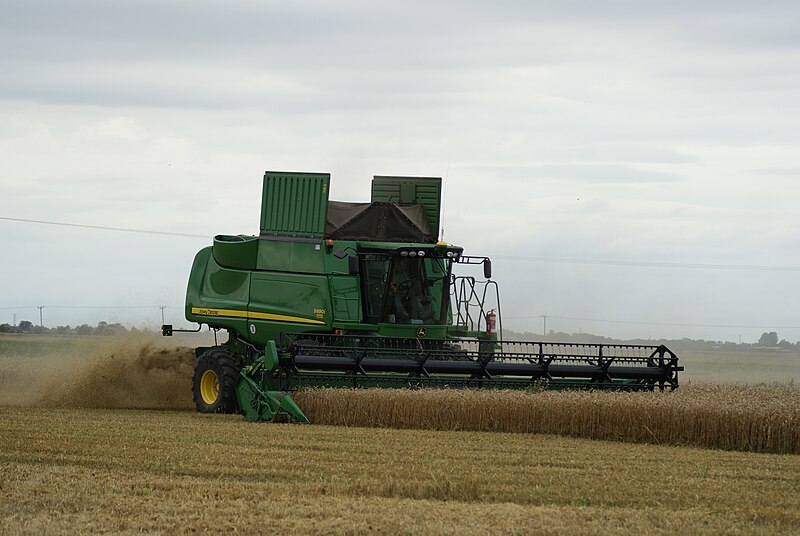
192;348;241;414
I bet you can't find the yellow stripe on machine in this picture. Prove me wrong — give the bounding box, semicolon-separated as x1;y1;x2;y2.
190;307;326;325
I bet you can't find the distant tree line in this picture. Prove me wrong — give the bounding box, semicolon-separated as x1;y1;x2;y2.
0;321;131;336
1;320;796;350
504;329;800;351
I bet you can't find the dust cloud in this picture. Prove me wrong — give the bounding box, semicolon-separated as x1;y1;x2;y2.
0;334;197;410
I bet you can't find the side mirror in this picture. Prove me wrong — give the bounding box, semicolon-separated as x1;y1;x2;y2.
483;259;492;279
348;255;360;275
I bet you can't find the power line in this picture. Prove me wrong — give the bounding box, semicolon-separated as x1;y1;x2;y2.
0;305;183;310
504;314;800;330
45;305;177;309
0;304;184;328
491;254;800;272
4;215;800;272
0;216;208;239
4;305;796;331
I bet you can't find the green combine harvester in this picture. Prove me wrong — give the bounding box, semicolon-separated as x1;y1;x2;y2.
163;171;682;422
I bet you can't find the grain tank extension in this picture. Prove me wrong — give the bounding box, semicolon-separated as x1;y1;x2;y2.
163;171;682;422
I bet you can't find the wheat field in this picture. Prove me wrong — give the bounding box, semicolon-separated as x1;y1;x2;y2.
294;384;800;454
2;335;800;534
2;406;800;535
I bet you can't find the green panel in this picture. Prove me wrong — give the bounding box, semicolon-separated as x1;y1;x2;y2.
372;176;441;240
329;275;361;322
256;239;326;273
374;324;448;339
260;171;330;238
212;235;258;269
184;246;250;335
247;272;332;342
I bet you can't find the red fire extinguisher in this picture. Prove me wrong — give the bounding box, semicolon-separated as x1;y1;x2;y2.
486;309;497;336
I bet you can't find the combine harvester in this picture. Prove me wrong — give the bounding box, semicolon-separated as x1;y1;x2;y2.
163;172;682;422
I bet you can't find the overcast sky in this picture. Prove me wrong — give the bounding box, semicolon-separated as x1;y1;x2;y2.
1;0;799;342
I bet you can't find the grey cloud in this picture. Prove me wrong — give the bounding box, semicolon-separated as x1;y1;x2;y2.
750;167;800;177
464;164;680;183
2;0;800;341
540;164;680;183
542;144;701;165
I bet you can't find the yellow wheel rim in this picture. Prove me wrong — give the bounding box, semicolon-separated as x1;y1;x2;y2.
200;369;220;405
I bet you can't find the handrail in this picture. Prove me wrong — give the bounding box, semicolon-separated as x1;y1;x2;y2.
450;276;502;336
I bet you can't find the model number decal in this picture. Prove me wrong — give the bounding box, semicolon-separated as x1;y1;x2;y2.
190;307;325;325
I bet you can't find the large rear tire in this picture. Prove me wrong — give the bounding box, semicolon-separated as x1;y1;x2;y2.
192;348;240;414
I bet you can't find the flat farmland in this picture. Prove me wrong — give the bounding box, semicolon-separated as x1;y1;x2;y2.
1;333;800;534
2;406;800;535
679;348;800;384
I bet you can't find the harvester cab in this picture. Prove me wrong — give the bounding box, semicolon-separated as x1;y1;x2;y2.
164;171;682;422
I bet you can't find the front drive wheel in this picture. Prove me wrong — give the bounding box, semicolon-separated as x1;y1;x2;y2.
192;348;240;413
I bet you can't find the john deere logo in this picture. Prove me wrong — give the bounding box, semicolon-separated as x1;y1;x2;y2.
417;327;426;337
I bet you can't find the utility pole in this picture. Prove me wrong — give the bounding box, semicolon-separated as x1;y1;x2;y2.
541;314;548;337
12;313;16;327
159;306;166;326
37;305;44;327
